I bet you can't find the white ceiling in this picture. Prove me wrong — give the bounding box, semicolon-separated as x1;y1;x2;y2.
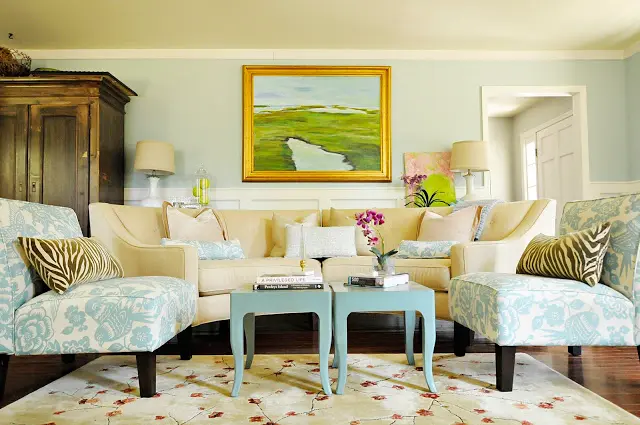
487;97;547;118
2;0;640;50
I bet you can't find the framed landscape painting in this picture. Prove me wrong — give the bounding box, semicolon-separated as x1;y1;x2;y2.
242;65;391;182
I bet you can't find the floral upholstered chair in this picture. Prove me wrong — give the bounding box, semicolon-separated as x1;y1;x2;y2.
0;198;197;398
449;193;640;391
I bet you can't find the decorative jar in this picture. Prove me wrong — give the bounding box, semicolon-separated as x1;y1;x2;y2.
193;166;211;206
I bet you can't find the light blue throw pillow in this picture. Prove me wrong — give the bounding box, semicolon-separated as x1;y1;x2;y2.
396;240;458;259
161;238;245;260
453;199;503;240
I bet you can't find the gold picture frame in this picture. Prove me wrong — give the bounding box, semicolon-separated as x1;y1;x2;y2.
242;65;391;182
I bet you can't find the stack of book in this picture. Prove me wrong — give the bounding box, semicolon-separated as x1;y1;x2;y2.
347;273;409;288
253;271;324;290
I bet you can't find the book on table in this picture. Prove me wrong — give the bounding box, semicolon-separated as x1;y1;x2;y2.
347;273;409;288
256;272;322;284
252;283;324;291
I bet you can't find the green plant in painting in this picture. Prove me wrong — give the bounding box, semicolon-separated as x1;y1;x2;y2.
402;173;456;207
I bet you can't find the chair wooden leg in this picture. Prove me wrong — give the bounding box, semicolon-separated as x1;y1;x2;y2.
136;352;156;398
568;346;582;356
454;322;473;357
495;345;516;392
177;326;193;360
0;354;9;399
61;354;76;364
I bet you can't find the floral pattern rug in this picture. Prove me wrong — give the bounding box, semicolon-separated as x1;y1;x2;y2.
0;353;637;425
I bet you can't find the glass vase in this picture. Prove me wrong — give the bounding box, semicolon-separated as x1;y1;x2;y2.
193;166;211;206
372;256;395;276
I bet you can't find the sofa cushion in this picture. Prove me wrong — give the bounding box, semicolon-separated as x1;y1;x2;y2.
328;208;372;256
270;213;318;257
449;272;635;346
13;276;196;355
162;202;225;242
321;256;451;291
418;206;480;242
198;258;323;296
480;200;536;241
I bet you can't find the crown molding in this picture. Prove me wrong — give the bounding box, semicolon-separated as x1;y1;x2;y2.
624;40;640;58
23;49;625;61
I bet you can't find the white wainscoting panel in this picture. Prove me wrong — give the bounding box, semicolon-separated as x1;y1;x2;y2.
590;181;640;198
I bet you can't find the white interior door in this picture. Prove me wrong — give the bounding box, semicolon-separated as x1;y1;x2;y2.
536;115;580;229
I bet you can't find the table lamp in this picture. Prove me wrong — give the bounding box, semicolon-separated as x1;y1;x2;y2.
450;140;489;201
134;140;175;207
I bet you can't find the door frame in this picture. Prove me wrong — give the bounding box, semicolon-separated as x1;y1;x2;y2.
481;85;590;200
519;111;573;200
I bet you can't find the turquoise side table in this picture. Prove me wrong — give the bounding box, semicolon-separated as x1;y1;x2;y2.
330;282;437;395
229;285;333;397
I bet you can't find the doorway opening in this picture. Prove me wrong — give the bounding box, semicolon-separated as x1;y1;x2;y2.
481;86;589;219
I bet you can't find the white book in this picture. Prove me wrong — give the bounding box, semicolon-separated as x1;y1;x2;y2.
347;273;409;288
256;273;322;284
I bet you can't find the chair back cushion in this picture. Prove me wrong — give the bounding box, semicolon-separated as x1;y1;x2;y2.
0;198;82;353
560;194;640;301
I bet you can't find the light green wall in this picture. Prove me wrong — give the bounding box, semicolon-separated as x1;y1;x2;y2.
627;53;640;180
33;58;629;188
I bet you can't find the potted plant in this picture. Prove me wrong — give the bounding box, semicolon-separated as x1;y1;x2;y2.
355;210;397;275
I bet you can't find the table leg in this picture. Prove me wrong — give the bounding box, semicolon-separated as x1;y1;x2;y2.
404;311;416;366
230;312;245;397
316;309;332;395
331;318;339;369
244;313;255;369
335;309;349;395
419;308;437;393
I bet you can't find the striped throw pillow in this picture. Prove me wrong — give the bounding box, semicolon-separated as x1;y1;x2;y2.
516;222;611;286
18;237;124;294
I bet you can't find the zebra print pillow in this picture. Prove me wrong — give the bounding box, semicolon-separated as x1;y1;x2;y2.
18;237;124;294
516;222;611;286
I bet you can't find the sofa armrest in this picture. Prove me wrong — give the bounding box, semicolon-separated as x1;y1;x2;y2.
451;239;528;277
109;234;199;287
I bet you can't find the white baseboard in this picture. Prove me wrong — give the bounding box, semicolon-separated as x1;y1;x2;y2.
124;186;488;209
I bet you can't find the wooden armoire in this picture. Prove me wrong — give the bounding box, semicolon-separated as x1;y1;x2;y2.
0;73;136;235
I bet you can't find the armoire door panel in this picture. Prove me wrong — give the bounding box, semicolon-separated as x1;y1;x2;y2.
0;105;28;200
28;105;90;233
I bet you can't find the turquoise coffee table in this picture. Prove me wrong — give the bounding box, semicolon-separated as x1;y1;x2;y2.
229;285;333;397
330;281;437;395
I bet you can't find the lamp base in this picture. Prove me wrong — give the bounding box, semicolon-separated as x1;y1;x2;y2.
461;170;479;201
139;176;163;207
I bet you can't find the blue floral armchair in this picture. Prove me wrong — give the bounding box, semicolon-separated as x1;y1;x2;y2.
0;198;197;398
449;193;640;391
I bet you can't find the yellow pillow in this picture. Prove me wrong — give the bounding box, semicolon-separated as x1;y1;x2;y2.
329;208;373;256
270;212;318;257
162;201;226;242
418;206;481;242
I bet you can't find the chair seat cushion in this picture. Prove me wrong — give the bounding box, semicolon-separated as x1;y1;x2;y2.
449;272;635;347
14;276;196;355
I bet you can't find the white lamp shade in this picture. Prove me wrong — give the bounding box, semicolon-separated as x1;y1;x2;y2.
450;140;490;172
134;140;175;175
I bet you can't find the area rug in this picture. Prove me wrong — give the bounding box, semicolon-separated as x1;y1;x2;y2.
0;353;637;425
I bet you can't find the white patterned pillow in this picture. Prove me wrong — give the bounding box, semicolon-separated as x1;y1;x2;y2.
284;225;357;258
161;238;245;260
396;240;458;259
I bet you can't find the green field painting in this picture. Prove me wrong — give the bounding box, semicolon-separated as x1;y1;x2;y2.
252;76;381;171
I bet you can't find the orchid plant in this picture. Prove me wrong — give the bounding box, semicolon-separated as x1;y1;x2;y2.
355;210;397;270
401;173;452;207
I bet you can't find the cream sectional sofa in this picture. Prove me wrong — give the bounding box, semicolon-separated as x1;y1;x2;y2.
89;199;555;327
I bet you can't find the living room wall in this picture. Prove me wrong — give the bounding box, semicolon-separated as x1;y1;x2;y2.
32;57;629;189
627;53;640;181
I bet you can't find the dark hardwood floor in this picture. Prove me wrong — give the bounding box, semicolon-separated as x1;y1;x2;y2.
2;316;639;417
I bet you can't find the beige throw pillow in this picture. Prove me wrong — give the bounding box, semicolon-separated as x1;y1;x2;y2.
329;208;373;256
162;202;225;242
418;206;481;242
270;213;318;257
